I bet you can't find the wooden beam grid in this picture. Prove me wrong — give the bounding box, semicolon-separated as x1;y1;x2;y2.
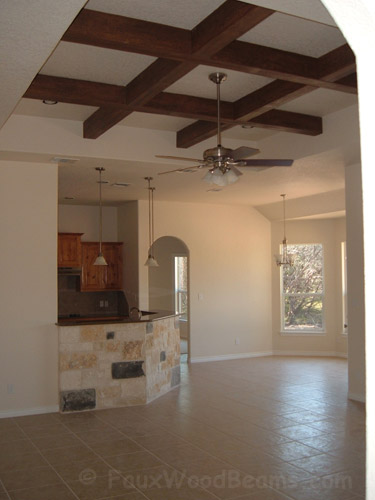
25;0;357;144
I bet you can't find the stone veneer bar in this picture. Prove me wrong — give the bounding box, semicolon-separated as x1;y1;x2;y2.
58;316;180;412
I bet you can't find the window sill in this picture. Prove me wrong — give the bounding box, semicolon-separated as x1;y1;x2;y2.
280;331;326;336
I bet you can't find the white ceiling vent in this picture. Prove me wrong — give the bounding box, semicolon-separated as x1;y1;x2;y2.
50;157;79;164
111;182;131;187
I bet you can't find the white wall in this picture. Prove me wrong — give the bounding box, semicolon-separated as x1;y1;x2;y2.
138;200;272;360
58;204;118;241
0;161;58;416
272;218;347;356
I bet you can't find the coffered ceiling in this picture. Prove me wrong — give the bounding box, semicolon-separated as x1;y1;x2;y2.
1;0;360;212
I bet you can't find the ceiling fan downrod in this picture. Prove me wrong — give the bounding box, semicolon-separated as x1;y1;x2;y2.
209;72;227;148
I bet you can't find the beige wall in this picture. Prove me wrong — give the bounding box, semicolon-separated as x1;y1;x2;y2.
137;200;272;360
345;163;365;401
117;201;139;309
148;236;188;312
0;161;58;416
272;217;347;355
58;204;118;241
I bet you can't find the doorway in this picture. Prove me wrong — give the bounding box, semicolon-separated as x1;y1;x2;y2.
148;236;190;362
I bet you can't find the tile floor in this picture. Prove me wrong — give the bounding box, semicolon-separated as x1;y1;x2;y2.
0;356;365;499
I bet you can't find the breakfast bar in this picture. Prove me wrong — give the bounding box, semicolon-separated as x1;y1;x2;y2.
57;312;180;412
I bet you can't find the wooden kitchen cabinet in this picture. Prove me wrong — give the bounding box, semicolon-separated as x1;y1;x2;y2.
58;233;83;267
81;242;123;291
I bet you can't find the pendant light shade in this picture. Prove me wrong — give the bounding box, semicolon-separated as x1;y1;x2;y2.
94;167;108;266
274;194;293;267
145;177;158;267
203;165;242;186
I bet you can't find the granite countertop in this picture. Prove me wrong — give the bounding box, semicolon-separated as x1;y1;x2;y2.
57;310;177;326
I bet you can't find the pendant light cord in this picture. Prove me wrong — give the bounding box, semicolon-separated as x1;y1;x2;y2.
97;167;105;254
282;194;286;242
151;187;155;255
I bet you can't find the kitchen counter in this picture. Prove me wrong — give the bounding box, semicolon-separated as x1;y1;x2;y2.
57;310;176;326
58;313;180;412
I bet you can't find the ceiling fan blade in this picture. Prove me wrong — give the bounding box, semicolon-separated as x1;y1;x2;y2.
155;155;203;163
158;165;203;175
231;146;260;161
233;159;294;167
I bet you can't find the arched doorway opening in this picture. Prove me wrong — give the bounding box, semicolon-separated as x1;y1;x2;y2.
148;236;190;362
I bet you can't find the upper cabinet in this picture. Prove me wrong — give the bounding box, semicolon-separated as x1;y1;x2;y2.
58;233;83;267
81;242;123;291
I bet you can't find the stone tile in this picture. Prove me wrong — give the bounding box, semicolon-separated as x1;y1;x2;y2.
266;442;322;462
40;445;97;465
142;485;217;499
1;466;62;491
289;453;359;477
67;474;135;500
0;427;26;443
53;458;114;482
106;451;163;473
8;483;78;500
31;433;83;450
87;437;142;457
0;452;48;473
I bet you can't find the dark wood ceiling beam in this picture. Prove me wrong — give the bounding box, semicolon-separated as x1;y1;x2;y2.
83;1;274;139
24;75;321;137
211;42;356;94
61;9;356;94
62;9;192;59
176;41;355;148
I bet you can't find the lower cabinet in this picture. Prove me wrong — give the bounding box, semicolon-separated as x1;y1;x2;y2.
81;242;123;291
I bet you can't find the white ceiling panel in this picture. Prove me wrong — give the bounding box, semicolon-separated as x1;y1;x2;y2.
239;12;347;56
40;42;156;86
85;0;223;29
119;112;193;132
14;98;97;121
279;89;357;116
166;66;273;101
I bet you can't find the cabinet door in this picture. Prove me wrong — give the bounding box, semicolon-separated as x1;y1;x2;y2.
102;243;123;290
81;243;103;291
58;233;82;267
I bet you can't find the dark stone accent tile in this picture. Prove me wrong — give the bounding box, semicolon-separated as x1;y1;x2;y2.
112;361;145;379
106;331;115;340
160;351;166;362
146;322;153;334
60;389;96;412
171;365;181;387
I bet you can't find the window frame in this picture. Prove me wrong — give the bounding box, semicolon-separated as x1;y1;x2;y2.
280;243;326;336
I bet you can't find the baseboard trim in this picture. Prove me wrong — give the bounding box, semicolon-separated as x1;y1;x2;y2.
0;405;59;419
348;392;366;403
190;351;273;363
273;350;348;358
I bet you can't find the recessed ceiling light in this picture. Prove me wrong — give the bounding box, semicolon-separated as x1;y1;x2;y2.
207;188;222;192
64;196;75;200
43;100;58;105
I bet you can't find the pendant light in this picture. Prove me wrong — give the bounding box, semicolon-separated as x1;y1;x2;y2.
274;194;293;267
145;177;158;267
94;167;108;266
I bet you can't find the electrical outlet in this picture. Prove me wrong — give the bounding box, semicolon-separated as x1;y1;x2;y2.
198;293;204;301
7;384;15;394
235;338;240;345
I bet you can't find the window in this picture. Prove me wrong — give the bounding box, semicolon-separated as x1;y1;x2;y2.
174;256;188;321
341;241;348;334
281;244;324;333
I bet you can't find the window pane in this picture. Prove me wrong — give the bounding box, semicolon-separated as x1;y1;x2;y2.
283;244;323;294
284;295;323;331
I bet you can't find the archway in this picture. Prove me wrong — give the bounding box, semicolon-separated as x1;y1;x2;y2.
148;236;190;362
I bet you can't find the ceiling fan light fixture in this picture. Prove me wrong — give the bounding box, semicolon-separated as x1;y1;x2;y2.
203;167;240;187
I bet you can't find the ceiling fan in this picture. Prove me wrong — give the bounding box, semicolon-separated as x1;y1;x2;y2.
156;72;293;186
